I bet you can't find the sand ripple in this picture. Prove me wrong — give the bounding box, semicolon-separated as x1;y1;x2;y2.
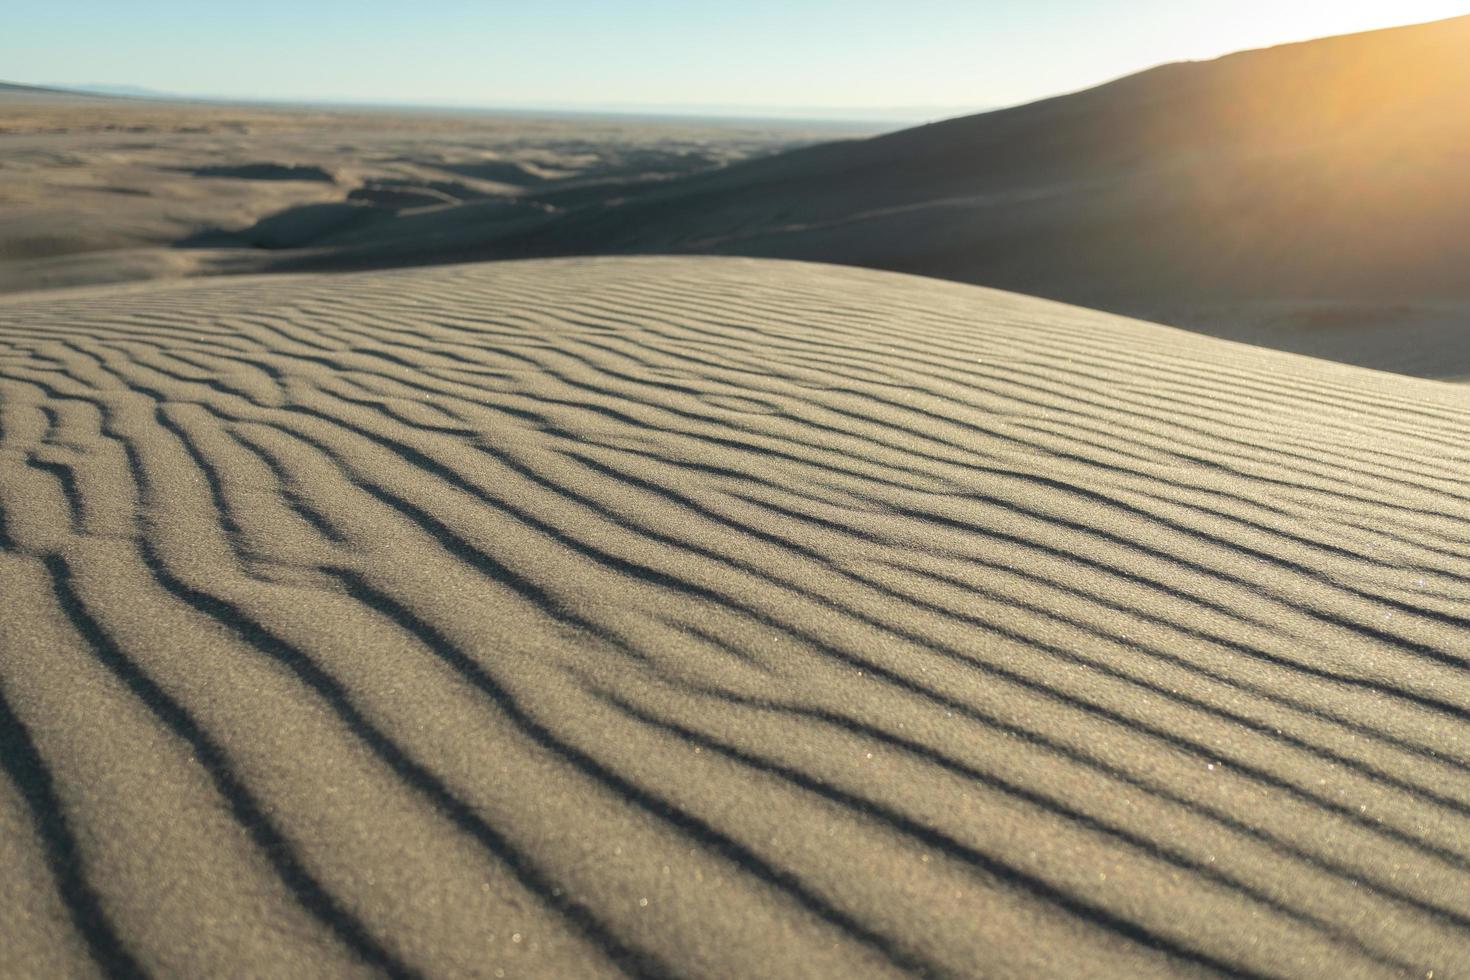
1;257;1469;977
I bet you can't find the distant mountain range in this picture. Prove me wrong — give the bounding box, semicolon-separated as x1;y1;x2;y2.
0;80;108;97
56;83;179;99
0;81;175;101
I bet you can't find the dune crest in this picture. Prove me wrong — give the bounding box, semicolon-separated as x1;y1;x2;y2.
2;256;1469;977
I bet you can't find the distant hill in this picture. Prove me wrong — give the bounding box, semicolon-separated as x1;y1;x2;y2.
0;81;100;97
0;80;151;103
57;83;177;99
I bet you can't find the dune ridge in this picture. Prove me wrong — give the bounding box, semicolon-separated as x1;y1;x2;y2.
2;256;1470;977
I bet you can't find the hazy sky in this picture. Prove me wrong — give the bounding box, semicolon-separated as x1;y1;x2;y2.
6;1;1469;117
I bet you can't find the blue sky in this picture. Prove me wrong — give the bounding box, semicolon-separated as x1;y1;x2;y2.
6;1;1468;117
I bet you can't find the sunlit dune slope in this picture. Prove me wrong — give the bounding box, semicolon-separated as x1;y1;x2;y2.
2;257;1470;977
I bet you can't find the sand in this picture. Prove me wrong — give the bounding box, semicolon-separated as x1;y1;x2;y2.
1;255;1468;977
0;88;874;295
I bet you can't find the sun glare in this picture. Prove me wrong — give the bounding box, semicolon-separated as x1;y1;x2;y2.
1205;1;1470;55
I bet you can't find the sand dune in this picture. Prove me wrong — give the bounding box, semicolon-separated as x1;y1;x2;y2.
2;256;1470;977
285;14;1470;379
0;86;874;296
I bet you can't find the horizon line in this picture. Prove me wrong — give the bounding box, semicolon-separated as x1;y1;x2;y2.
13;80;983;125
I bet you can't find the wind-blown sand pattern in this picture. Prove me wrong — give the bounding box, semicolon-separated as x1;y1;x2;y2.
2;256;1469;977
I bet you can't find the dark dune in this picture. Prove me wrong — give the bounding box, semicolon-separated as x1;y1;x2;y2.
367;177;498;202
187;163;338;182
2;257;1469;977
434;159;555;186
193;202;384;250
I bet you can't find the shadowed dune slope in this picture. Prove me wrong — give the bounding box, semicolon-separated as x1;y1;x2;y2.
301;14;1470;377
2;256;1470;978
512;13;1470;289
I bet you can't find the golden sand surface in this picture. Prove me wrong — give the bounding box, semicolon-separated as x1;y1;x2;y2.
1;257;1468;977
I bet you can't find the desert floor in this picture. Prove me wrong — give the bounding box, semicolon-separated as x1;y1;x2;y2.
0;91;872;295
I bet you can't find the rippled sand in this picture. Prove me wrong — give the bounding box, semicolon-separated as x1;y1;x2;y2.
1;257;1468;977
